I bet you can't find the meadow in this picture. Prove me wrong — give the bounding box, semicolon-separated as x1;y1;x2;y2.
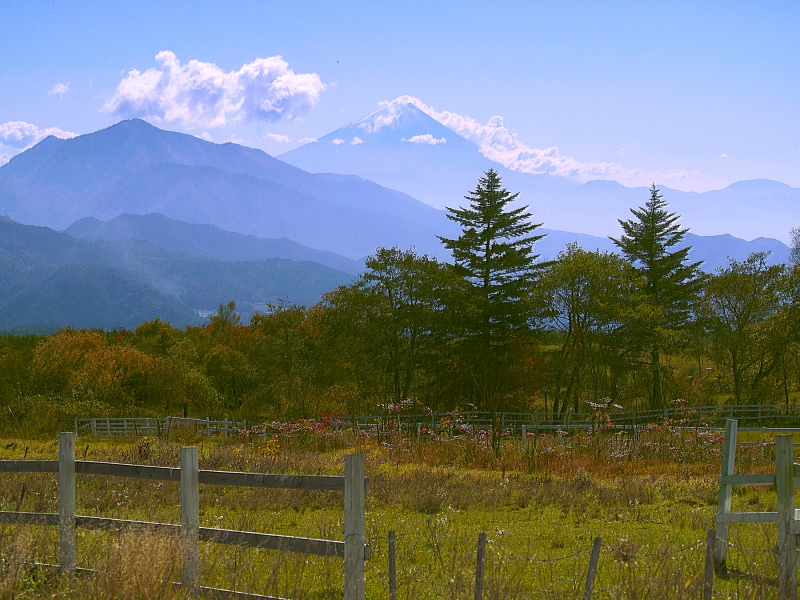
0;423;787;599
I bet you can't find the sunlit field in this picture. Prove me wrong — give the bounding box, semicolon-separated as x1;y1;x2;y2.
0;423;788;599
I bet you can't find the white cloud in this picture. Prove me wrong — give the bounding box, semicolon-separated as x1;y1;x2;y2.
0;121;77;148
298;137;317;144
266;133;291;143
402;133;446;145
48;83;69;98
103;51;325;128
0;153;9;166
350;137;363;145
377;96;629;180
332;138;345;145
226;135;244;144
720;153;728;158
364;96;701;188
197;132;213;142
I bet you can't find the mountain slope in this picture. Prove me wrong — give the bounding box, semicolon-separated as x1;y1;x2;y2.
65;213;363;274
0;264;198;330
0;218;353;329
0;119;453;258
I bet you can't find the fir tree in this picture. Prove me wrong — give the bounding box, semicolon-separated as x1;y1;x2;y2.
611;184;704;409
438;169;545;348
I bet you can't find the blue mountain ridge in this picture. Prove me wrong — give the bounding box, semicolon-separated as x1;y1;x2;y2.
0;119;455;259
280;101;800;244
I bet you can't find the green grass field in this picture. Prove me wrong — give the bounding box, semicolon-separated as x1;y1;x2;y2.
0;427;789;599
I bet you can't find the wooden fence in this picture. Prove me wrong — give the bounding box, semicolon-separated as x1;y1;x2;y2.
76;402;800;440
74;416;248;438
0;432;370;600
713;418;799;599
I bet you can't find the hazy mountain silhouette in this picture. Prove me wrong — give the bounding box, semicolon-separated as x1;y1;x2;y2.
0;217;353;329
0;119;453;258
535;228;789;272
66;213;363;274
280;100;800;243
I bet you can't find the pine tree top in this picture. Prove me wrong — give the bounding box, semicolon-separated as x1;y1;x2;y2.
610;184;704;321
438;169;544;292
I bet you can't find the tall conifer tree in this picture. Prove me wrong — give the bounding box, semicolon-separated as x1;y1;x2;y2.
611;184;704;409
439;169;545;349
438;170;545;432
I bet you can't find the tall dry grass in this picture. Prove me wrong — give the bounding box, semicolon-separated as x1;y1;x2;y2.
0;425;787;598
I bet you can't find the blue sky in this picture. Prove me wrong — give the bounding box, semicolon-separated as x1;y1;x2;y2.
1;0;798;192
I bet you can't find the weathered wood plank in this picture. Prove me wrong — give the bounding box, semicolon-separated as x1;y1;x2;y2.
718;473;774;486
198;586;288;600
200;527;344;557
75;515;179;535
0;511;59;525
76;461;181;481
0;460;59;473
199;470;347;491
716;511;779;523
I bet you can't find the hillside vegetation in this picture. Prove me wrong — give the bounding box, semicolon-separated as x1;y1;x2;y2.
1;174;799;436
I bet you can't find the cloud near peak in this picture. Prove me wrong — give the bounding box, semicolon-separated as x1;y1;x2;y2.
402;134;446;145
0;121;77;149
103;51;325;128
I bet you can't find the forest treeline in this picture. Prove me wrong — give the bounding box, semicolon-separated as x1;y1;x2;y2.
2;170;800;433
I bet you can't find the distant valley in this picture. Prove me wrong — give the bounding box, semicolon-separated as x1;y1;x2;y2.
0;217;352;332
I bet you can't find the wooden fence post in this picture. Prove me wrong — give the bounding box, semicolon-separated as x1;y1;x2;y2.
703;529;715;600
475;532;486;600
582;537;602;600
59;432;76;573
776;434;797;599
181;446;200;593
714;418;737;570
344;453;365;600
388;529;396;600
521;425;527;449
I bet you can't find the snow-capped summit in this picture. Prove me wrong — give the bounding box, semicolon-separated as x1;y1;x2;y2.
280;98;578;210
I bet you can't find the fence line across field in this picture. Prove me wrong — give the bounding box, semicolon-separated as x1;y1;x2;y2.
75;403;800;440
0;432;370;600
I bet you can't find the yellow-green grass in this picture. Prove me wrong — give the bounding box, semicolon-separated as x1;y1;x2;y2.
0;429;791;598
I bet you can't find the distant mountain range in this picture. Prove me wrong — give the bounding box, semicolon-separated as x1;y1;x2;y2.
65;213;363;274
280;101;800;243
0;118;453;259
0;217;352;331
0;115;795;331
61;212;790;275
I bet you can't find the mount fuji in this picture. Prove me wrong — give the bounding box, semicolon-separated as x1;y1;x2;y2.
281;100;800;244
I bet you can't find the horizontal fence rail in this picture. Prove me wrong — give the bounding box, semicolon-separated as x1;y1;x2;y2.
0;433;369;600
76;403;800;440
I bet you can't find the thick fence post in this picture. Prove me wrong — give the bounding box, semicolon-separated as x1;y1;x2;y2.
703;529;715;600
59;432;76;573
344;453;365;600
181;446;200;593
776;435;797;599
521;425;527;449
582;537;602;600
475;532;486;600
714;418;737;570
388;529;397;600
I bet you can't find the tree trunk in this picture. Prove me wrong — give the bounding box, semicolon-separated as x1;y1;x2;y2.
651;349;661;410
